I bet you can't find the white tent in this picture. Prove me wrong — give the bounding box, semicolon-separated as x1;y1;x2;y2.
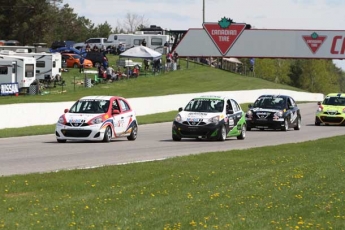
120;45;162;60
223;57;242;64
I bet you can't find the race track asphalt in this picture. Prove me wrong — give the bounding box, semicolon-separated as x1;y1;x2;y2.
1;103;343;176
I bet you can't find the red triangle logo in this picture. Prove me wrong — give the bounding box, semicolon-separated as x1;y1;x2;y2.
302;35;327;54
203;23;246;56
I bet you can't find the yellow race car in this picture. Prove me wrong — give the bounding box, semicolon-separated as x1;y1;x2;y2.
315;93;345;126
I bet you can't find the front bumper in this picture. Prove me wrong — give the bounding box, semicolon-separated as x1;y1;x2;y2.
315;114;345;125
172;121;223;139
55;123;106;141
246;117;285;129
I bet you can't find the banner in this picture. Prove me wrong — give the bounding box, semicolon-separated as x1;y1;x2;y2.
0;83;19;96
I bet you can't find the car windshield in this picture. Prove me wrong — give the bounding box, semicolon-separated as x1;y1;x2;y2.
253;96;286;109
322;97;345;106
69;99;110;113
184;98;224;113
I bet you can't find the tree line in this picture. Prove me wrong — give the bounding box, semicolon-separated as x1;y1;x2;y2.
1;0;344;94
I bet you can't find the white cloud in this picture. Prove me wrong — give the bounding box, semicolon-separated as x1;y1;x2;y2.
61;0;345;69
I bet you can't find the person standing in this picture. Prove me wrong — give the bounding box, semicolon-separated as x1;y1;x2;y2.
141;39;147;47
79;56;85;73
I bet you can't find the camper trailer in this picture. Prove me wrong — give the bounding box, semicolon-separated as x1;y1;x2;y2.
0;60;18;95
13;49;62;81
0;51;36;92
106;32;171;54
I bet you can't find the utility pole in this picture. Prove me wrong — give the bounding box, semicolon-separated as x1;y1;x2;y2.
202;0;205;24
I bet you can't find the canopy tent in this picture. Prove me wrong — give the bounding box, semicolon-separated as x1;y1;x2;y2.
119;45;162;60
223;57;242;64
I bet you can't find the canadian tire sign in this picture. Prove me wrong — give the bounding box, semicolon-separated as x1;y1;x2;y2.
174;17;345;59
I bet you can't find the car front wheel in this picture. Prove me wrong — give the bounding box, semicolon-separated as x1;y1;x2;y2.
103;126;112;142
281;119;289;131
172;134;181;141
57;139;66;143
218;125;227;141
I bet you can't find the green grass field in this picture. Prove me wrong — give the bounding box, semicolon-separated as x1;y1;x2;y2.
0;56;301;105
1;135;344;229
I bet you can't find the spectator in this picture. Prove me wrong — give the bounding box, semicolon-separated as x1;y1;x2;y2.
132;66;140;78
106;66;114;80
79;56;85;73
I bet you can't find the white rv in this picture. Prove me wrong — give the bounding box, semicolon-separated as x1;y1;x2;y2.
0;51;36;92
107;32;171;54
0;60;18;95
13;49;62;81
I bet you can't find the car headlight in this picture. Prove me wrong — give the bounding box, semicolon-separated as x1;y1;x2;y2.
246;110;253;117
90;117;103;125
208;115;220;123
175;114;182;123
58;115;65;124
274;111;283;117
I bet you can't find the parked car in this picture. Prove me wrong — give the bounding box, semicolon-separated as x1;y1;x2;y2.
55;96;138;143
315;93;345;126
61;53;93;68
82;51;107;68
246;94;301;131
172;95;246;141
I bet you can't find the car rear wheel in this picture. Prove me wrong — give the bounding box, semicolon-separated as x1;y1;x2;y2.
57;139;66;143
218;125;227;141
237;124;246;140
172;134;181;141
281;119;289;131
73;63;78;68
127;125;138;141
315;118;321;126
294;117;301;130
103;126;112;142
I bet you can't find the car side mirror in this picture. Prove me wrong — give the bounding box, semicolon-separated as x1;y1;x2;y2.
64;109;69;113
178;107;183;112
112;109;120;114
317;101;321;105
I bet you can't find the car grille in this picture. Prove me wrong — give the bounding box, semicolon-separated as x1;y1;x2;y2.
61;129;92;137
323;111;341;116
182;121;207;126
320;116;344;123
254;112;273;119
65;123;89;127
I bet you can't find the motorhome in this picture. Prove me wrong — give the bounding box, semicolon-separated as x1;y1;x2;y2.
0;60;18;95
0;45;49;53
107;32;172;54
12;49;62;81
0;51;36;92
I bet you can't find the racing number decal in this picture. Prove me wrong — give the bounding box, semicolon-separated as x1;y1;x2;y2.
228;116;234;128
117;119;125;127
290;111;297;123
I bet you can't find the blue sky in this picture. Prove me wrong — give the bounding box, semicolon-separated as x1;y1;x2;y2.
62;0;345;69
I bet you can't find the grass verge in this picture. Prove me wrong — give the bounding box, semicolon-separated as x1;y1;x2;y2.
1;135;344;229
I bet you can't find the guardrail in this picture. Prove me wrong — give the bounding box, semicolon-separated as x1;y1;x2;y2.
0;89;323;129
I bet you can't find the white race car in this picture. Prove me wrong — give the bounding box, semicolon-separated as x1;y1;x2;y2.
55;96;138;143
172;95;247;141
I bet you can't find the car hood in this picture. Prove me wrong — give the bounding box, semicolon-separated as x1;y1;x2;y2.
250;107;282;113
322;105;345;113
64;113;105;123
179;111;223;121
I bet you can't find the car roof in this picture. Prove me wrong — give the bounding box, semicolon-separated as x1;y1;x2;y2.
194;95;226;100
79;96;126;101
325;93;345;97
258;94;290;98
